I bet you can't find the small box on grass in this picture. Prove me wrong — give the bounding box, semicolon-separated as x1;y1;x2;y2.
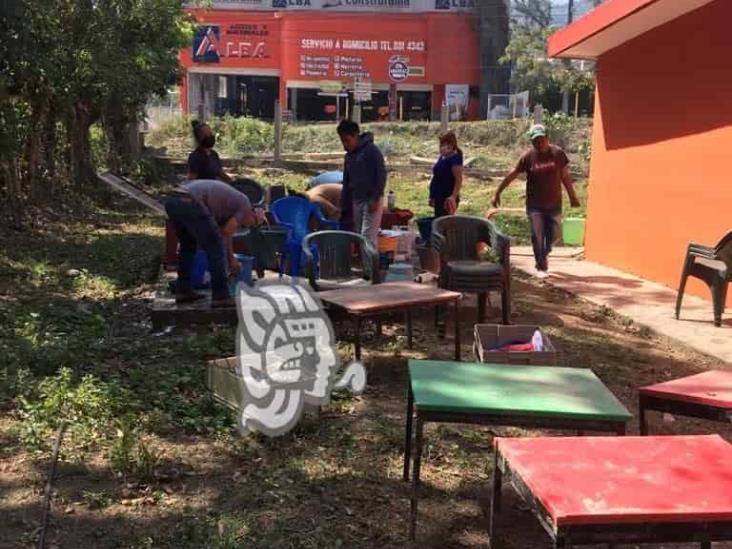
473;324;558;365
207;357;242;412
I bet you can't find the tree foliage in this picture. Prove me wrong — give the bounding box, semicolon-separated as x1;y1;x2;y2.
502;0;600;109
0;0;191;222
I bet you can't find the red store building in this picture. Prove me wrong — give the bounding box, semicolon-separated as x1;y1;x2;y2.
180;1;481;122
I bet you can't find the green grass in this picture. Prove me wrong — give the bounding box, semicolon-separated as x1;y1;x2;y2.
148;115;592;175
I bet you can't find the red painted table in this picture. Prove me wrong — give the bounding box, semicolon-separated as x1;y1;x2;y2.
492;435;732;548
639;370;732;435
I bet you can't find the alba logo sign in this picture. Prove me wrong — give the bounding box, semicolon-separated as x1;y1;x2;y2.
193;26;221;62
193;25;270;63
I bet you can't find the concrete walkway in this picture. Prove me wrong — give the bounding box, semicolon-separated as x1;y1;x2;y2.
511;246;732;364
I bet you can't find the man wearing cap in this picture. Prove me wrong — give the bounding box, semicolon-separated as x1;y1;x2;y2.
492;124;580;278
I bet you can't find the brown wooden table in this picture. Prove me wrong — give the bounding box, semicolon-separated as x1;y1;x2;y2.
317;281;463;361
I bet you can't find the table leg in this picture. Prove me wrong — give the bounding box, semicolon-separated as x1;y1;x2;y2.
403;385;414;482
489;450;502;546
639;398;648;436
354;316;362;362
454;299;461;361
408;417;424;542
436;305;445;339
406;309;413;349
700;542;711;549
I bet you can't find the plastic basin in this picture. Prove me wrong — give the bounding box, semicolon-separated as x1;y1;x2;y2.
563;217;586;246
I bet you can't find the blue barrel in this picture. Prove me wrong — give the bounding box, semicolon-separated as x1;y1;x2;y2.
191;250;210;289
416;217;435;243
234;254;255;287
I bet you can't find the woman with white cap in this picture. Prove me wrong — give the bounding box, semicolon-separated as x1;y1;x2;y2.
492;124;581;278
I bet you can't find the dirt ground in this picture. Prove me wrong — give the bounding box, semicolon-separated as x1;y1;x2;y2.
1;197;731;549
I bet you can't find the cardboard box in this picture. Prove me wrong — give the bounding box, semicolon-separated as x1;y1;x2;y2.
473;324;558;366
206;356;242;412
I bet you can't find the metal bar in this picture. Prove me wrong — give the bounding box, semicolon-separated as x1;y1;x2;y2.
418;411;627;435
409;417;424;542
403;385;414;482
489;449;502;546
640;394;732;425
454;299;461;361
639;397;648;436
354;315;362;362
406;309;413;349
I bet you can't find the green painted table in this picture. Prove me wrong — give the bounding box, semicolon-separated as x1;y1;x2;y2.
403;360;633;541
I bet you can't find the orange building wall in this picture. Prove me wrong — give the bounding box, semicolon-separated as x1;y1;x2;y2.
585;0;732;306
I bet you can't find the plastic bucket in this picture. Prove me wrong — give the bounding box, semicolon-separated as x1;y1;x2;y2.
385;262;414;282
234;254;255;286
191;250;210;289
562;218;586;246
416;217;435;242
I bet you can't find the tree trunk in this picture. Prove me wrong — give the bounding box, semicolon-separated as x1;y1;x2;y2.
104;105;140;174
478;0;511;119
70;100;95;189
42;103;58;194
24;96;50;200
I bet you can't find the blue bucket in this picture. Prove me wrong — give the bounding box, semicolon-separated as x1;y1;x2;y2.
416;217;435;243
191;250;210;289
234;254;255;287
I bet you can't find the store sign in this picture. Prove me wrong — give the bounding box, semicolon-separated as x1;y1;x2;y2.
192;24;273;63
445;83;469;121
272;0;313;7
388;57;409;82
193;26;221;63
321;0;410;9
199;0;469;11
319;80;345;93
434;0;476;9
353;79;372;101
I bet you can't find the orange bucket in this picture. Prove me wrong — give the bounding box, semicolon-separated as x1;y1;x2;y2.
377;235;399;254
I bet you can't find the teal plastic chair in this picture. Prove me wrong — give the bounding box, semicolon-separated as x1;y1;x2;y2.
302;230;380;291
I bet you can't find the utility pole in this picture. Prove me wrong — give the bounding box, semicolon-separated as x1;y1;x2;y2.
561;0;575;114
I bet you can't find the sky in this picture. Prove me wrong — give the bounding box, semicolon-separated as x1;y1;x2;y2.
526;0;597;26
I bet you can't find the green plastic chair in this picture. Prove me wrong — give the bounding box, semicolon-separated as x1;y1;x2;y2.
432;215;511;324
676;230;732;327
302;230;381;291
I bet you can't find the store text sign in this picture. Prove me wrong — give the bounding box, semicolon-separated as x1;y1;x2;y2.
297;33;426;81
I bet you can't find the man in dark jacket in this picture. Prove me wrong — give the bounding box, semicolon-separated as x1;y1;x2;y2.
337;120;386;245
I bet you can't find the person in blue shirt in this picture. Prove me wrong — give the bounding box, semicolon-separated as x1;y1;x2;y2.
337;120;386;244
429;131;464;217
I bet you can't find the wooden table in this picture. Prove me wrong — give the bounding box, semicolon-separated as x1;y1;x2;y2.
639;370;732;435
492;434;732;548
317;281;463;361
404;360;632;541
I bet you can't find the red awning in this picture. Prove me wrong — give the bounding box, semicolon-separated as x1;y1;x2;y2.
548;0;716;60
